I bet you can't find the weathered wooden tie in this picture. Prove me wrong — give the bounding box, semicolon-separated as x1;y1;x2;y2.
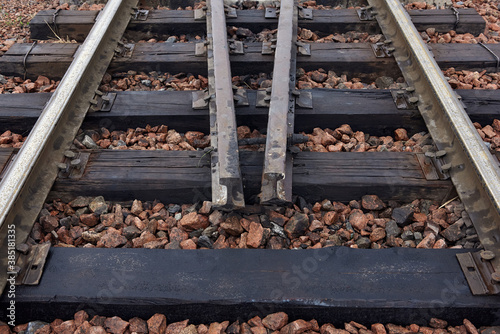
3;150;451;204
0;89;499;135
29;8;485;42
3;42;500;80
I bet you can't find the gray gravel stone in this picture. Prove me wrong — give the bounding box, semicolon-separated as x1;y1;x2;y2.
197;235;213;249
89;196;108;215
168;204;181;214
26;321;49;334
356;237;371;249
82;135;100;149
441;222;466;242
202;226;218;239
392;205;414;227
270;222;287;239
385;220;401;237
401;230;414;241
123;226;141;240
70;196;92;208
189;229;204;238
375;76;394;89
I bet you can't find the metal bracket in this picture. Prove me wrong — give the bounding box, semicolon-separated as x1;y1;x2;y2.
132;8;149;21
293;90;313;108
357;6;375;21
229;40;245;55
194;7;207;20
416;151;450;180
262;40;277;55
457;251;500;295
195;42;208;57
265;7;278;18
14;242;50;286
192;90;212;109
233;87;249;107
224;5;237;18
57;151;91;179
298;6;313;20
89;91;116;112
114;43;134;58
371;42;394;58
391;88;418;109
256;88;272;108
296;41;311;56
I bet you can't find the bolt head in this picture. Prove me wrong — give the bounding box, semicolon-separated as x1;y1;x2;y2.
481;250;496;261
64;150;76;159
56;162;68;170
492;271;500;283
70;159;81;167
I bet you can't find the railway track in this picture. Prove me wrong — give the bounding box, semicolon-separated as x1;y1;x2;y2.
1;0;500;328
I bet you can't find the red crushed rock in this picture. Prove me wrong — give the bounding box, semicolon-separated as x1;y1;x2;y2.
99;71;208;92
296;69;404;90
69;124;432;153
406;0;500;43
73;125;210;151
0;130;27;148
295;125;434;153
444;68;500;90
9;313;491;334
473;120;500;156
32;195;477;250
230;69;404;90
0;75;60;94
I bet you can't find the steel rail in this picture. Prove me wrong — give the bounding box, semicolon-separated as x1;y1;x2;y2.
206;0;245;210
260;0;297;204
368;0;500;293
0;0;138;292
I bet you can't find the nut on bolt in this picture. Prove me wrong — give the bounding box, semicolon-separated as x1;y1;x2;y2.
56;162;68;170
64;150;76;159
492;271;500;284
70;158;82;169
